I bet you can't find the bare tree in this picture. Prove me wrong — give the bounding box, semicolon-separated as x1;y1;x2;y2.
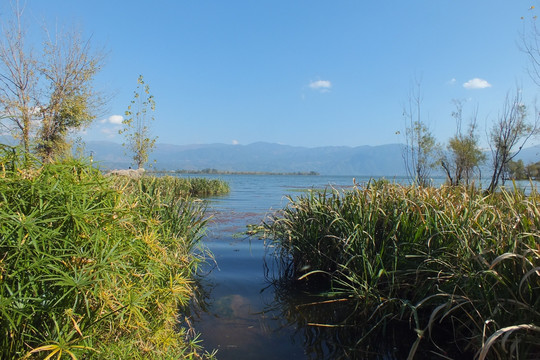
0;2;105;162
36;30;104;162
402;79;438;187
486;90;538;193
0;2;38;154
440;99;485;186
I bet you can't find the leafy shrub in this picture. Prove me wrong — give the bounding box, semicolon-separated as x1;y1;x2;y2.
0;150;215;359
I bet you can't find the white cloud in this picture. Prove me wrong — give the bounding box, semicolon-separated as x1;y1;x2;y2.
100;115;124;124
232;139;239;145
448;78;457;85
108;115;124;124
309;80;332;92
463;78;492;89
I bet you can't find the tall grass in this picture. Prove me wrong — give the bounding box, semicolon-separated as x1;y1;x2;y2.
0;146;216;359
113;175;230;198
262;180;540;359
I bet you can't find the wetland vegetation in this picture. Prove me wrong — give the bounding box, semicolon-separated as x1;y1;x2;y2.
0;145;228;359
259;180;540;359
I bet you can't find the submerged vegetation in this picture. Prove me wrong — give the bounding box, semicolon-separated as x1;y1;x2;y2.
261;180;540;359
0;145;227;359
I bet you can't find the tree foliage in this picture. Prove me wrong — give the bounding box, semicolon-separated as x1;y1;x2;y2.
120;75;157;169
440;99;486;186
0;2;104;162
36;30;103;162
508;159;540;179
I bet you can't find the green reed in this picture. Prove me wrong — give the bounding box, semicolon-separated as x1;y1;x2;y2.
263;180;540;359
115;175;230;198
0;149;216;359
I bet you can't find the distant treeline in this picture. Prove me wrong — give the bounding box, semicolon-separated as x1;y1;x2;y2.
151;168;320;176
507;159;540;180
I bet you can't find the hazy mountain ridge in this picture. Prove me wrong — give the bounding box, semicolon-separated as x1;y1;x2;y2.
86;141;408;176
69;141;540;176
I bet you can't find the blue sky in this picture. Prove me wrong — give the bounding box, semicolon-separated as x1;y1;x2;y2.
5;1;540;148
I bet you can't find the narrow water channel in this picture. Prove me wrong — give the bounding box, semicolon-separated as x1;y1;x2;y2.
193;174;363;359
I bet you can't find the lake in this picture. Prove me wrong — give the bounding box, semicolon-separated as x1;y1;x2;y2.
177;174;400;359
181;174;536;359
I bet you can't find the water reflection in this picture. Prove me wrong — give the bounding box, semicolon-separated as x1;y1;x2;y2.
261;250;479;360
193;206;306;360
261;251;416;360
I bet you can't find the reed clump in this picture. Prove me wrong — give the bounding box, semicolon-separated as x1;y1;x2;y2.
114;175;230;198
0;146;216;359
263;180;540;359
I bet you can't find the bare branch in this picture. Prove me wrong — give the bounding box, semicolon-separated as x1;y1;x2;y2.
0;2;106;161
486;89;536;193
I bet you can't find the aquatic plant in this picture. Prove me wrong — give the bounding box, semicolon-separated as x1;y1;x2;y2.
262;180;540;359
115;174;230;198
0;149;216;359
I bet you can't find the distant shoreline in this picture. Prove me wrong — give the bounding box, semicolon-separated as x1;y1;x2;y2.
149;169;320;176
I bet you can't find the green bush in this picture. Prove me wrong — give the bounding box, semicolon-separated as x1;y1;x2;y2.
0;150;215;359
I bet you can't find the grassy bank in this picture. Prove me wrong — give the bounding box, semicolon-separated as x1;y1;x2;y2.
262;180;540;359
0;147;226;359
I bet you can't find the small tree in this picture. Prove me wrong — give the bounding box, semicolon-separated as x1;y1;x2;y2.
36;30;104;162
486;90;538;193
120;75;157;169
0;2;104;161
440;99;486;186
402;79;438;187
526;161;540;179
507;159;526;179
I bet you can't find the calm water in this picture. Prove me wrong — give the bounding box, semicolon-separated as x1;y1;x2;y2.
182;174;536;359
183;174;399;359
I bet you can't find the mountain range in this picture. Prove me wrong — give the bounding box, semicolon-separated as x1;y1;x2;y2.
85;141;540;176
86;141;406;175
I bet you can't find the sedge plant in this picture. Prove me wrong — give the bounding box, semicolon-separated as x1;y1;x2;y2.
0;145;217;359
